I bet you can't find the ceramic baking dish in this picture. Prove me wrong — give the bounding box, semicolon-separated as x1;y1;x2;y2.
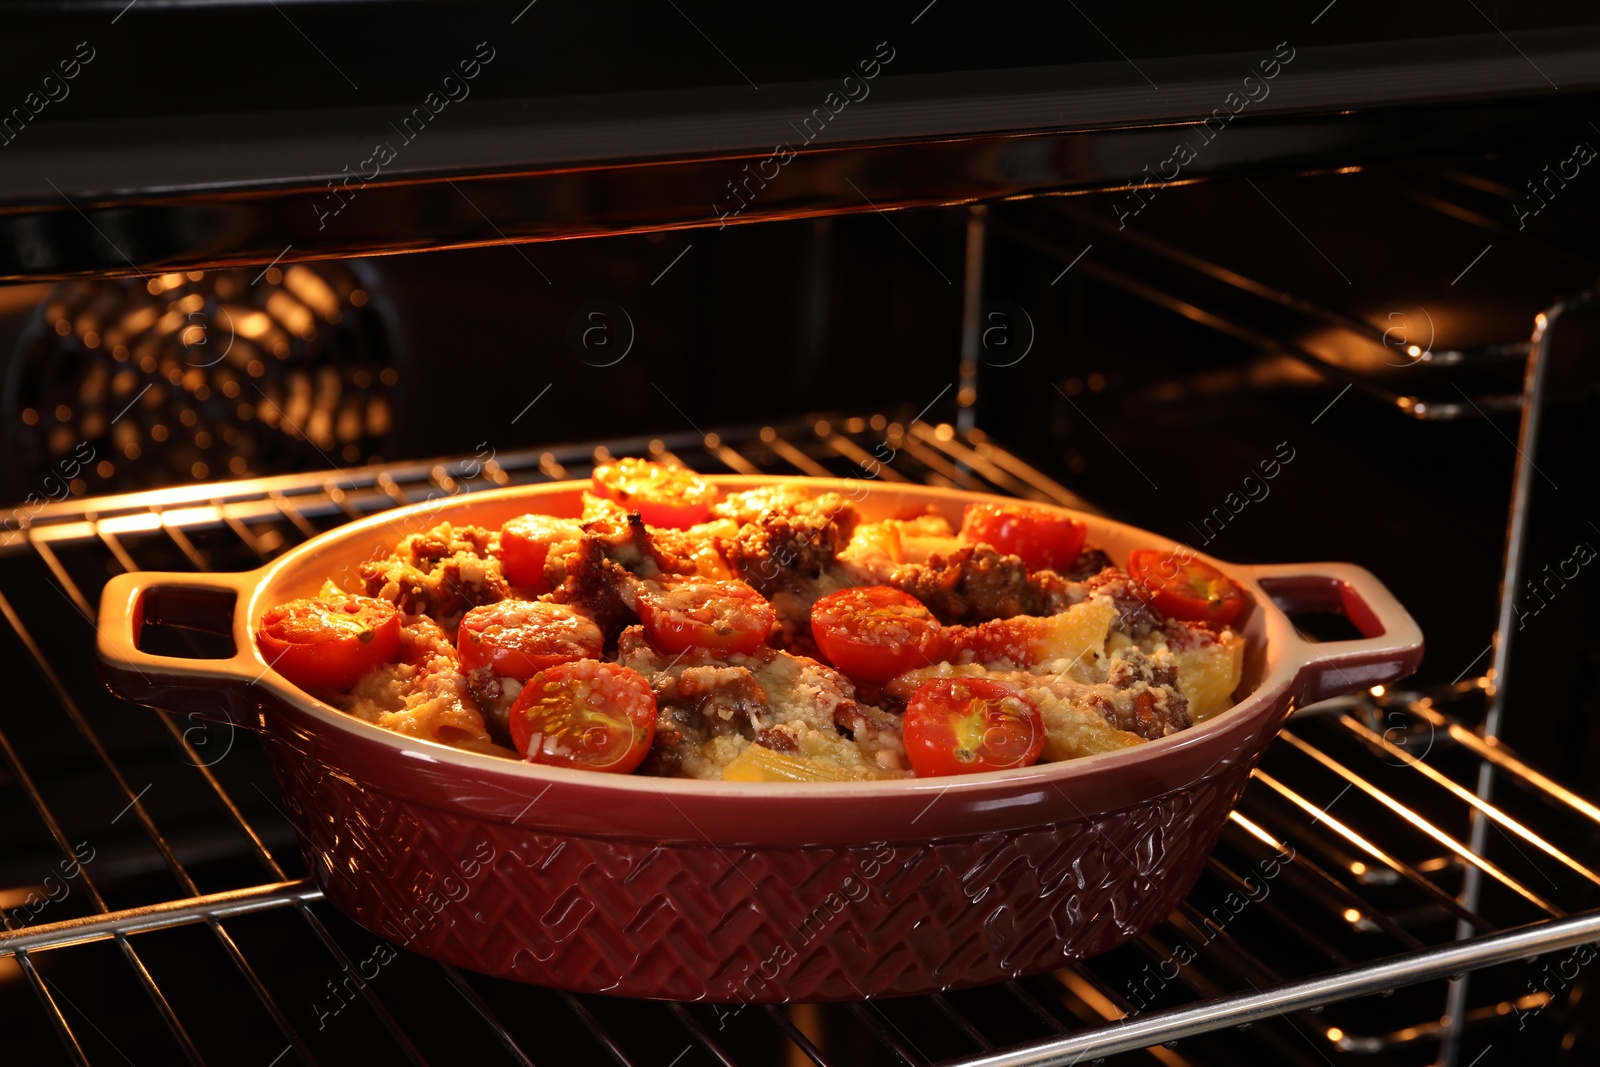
96;477;1423;1002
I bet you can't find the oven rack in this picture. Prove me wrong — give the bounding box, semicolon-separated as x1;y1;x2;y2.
0;417;1594;1067
959;162;1600;441
993;192;1541;424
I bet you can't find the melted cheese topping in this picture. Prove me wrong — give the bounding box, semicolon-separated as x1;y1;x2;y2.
339;615;492;748
337;475;1247;776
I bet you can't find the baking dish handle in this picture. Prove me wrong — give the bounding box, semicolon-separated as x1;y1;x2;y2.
96;570;267;730
1246;562;1425;705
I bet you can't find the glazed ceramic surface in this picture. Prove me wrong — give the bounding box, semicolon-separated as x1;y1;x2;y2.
97;479;1424;1001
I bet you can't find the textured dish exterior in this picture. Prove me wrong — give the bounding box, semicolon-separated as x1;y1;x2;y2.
264;689;1278;1001
98;478;1424;1001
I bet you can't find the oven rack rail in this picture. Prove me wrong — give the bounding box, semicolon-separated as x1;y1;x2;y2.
0;417;1593;1067
979;162;1592;426
0;416;1092;556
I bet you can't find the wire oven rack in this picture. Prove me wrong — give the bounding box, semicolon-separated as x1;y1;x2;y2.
1;417;1597;1067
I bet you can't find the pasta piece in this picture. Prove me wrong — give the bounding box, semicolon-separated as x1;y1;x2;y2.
837;514;960;570
1172;634;1245;721
1033;692;1146;760
837;519;903;566
339;616;493;750
893;515;960;564
722;744;877;783
947;597;1116;678
360;682;492;749
1028;597;1116;669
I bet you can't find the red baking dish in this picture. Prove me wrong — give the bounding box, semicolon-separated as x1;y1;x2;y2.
96;478;1423;1002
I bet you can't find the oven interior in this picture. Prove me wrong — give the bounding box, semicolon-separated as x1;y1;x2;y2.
2;148;1599;1067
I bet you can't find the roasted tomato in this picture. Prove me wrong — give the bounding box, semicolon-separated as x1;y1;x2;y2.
508;659;657;773
637;577;774;655
1126;548;1247;627
902;676;1045;776
458;600;604;679
256;596;401;691
498;514;576;592
959;503;1088;571
591;458;716;528
810;586;943;683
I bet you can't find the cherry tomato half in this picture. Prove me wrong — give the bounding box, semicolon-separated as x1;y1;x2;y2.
458;600;604;680
508;659;657;773
903;676;1045;776
637;577;775;655
1126;549;1247;627
810;586;943;684
959;503;1088;571
256;596;401;691
591;458;716;528
498;514;577;592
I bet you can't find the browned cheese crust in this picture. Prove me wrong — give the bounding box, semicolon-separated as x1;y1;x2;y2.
616;625;905;779
343;478;1241;777
359;523;510;628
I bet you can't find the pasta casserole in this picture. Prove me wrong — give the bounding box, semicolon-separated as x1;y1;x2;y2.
253;461;1246;781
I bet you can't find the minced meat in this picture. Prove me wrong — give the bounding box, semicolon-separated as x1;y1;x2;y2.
720;490;858;597
887;544;1079;624
359;523;510;627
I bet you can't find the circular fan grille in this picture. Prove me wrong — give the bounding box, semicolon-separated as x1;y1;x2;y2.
7;262;394;496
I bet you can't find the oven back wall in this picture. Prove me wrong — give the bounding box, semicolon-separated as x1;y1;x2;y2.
293;213;965;460
0;210;966;503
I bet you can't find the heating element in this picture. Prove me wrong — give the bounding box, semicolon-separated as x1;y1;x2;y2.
1;417;1596;1066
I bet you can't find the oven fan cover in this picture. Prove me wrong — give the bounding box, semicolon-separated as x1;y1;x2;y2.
4;261;395;498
